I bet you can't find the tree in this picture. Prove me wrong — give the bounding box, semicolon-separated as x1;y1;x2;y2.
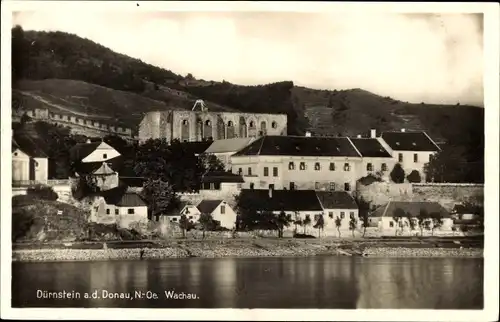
199;213;215;239
418;209;429;236
424;146;469;183
393;208;405;236
72;175;99;200
405;211;417;235
335;216;342;237
406;170;422;183
179;215;190;238
313;214;325;238
199;153;225;173
303;215;312;235
348;214;357;238
390;163;406;183
141;178;178;221
356;197;371;237
430;212;443;236
276;211;292;238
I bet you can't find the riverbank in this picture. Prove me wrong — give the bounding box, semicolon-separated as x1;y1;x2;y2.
11;238;483;262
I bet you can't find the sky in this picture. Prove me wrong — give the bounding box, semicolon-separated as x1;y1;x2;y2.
12;10;484;106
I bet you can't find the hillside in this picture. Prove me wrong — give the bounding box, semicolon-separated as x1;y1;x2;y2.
11;26;483;173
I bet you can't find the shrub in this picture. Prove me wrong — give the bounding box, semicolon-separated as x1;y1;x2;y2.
26;184;58;201
406;170;422;183
358;173;382;186
12;208;35;242
390;163;406;183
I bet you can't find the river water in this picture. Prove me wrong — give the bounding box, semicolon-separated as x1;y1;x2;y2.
12;257;483;309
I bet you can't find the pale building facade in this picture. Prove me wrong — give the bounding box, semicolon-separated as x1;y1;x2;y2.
138;109;287;143
230;136;363;192
12;139;49;183
379;130;440;182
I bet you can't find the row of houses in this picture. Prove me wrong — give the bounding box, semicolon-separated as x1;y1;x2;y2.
13;127;472;236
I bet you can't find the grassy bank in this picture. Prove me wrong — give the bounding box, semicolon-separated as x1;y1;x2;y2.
12;237;483;262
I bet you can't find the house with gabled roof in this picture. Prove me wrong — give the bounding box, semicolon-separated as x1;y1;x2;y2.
12;137;48;184
74;161;120;191
369;201;453;235
70;139;121;164
378;129;441;182
90;185;148;228
197;199;237;230
204;137;256;170
230;135;363;192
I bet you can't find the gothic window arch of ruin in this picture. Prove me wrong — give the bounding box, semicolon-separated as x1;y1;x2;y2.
226;120;235;139
239;116;247;138
260;120;267;136
181;119;190;142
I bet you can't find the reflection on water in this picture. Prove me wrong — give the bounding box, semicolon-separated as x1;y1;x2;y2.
12;257;483;309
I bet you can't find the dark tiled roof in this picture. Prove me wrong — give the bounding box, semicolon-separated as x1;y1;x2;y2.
238;189;323;212
349;138;392;157
12;135;48;158
197;200;223;214
381;131;440;151
232;136;361;157
100;186;147;207
316;191;358;209
69;142;101;161
202;171;244;183
371;201;450;218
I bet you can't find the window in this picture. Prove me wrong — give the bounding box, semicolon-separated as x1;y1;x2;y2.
344;183;351;191
299;162;306;170
248;167;252;176
115;209;119;215
205;120;211;126
172;217;178;222
314;214;321;221
350;211;355;219
220;205;226;214
329;162;335;171
340;212;345;219
328;212;334;219
398;153;403;162
263;167;269;177
390;221;394;228
273;167;278;177
314;162;321;171
367;163;373;171
381;163;388;171
288;162;295;170
238;168;242;175
103;153;107;159
329;182;335;191
189;216;193;220
344;163;350;171
315;182;320;190
227;121;233;127
305;214;311;221
414;153;418;163
106;209;110;215
214;182;221;190
249;121;255;128
128;209;135;214
182;120;188;125
290;182;295;190
272;121;277;129
250;183;255;189
269;184;275;190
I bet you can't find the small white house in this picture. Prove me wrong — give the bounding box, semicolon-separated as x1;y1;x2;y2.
12;138;49;183
197;199;237;230
74;161;120;191
91;187;148;229
369;201;453;236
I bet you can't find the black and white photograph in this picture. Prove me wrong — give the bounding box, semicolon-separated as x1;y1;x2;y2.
1;1;498;321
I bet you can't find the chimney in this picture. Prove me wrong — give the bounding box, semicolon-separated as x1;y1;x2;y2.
401;128;406;133
370;129;376;138
268;186;273;198
305;131;312;137
357;134;362;138
86;139;91;144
